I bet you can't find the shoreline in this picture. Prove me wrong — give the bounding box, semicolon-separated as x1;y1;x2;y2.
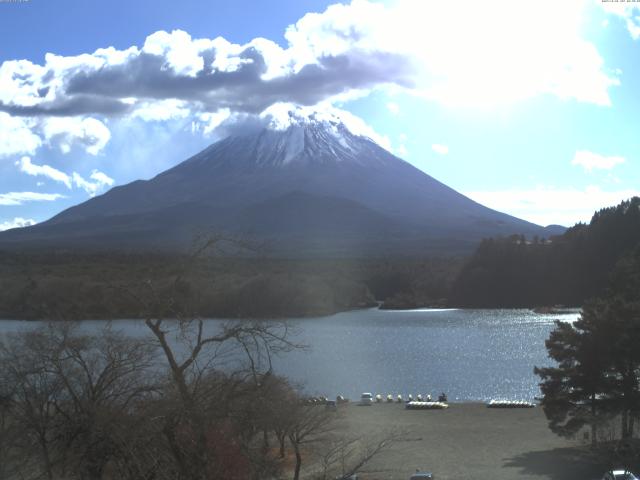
0;305;582;322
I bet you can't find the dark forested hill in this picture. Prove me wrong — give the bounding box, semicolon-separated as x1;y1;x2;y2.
450;197;640;307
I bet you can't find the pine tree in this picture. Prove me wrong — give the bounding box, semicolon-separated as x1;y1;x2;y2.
536;245;640;446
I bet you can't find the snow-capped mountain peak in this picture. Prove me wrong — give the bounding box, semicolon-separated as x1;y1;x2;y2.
188;114;396;170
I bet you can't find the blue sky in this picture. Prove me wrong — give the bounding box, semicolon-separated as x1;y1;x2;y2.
1;0;639;230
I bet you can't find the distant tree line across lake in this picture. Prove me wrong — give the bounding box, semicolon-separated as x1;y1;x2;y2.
0;250;462;320
0;197;638;319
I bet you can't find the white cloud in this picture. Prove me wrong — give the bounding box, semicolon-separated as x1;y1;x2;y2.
571;150;625;171
396;144;408;157
16;156;115;197
284;0;620;107
130;99;191;122
72;170;114;197
88;170;115;187
600;3;640;40
0;191;65;206
0;113;41;158
142;30;207;77
41;117;111;155
195;108;232;135
386;102;400;115
16;156;72;188
0;0;619;133
465;186;640;226
431;144;449;155
0;59;48;106
0;217;36;231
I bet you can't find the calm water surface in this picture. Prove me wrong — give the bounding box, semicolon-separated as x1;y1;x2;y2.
0;308;579;402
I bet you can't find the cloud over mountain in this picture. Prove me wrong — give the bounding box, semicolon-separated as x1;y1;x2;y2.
0;0;620;127
0;0;629;226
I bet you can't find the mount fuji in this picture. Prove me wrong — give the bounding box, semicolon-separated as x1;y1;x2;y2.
0;112;563;255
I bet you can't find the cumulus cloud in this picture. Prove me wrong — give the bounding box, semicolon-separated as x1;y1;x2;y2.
431;144;449;155
0;113;41;157
412;0;619;107
130;99;191;122
0;0;618;127
16;156;72;188
193;108;232;135
41;117;111;155
0;191;65;206
72;170;115;197
572;150;625;171
601;3;640;40
0;217;37;231
0;22;414;120
15;156;114;198
465;186;640;227
0;111;111;169
142;30;206;77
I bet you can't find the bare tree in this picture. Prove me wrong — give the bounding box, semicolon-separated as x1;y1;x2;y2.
0;326;67;480
286;403;335;480
118;234;303;479
0;323;158;480
313;430;404;480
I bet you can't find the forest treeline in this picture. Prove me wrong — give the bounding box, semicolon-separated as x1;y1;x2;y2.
0;248;463;320
2;197;639;318
450;197;640;308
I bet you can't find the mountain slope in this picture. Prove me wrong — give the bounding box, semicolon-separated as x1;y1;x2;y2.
0;116;561;255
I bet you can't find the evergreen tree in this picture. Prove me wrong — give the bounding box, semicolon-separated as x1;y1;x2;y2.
452;197;640;308
536;246;640;445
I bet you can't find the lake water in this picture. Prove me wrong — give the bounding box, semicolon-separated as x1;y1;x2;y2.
0;308;579;402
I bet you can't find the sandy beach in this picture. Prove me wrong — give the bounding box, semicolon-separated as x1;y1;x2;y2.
333;402;606;480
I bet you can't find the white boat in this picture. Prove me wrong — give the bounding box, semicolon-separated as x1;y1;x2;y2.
487;399;535;408
405;401;449;410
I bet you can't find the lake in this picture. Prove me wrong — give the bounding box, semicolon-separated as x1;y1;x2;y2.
0;308;579;402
